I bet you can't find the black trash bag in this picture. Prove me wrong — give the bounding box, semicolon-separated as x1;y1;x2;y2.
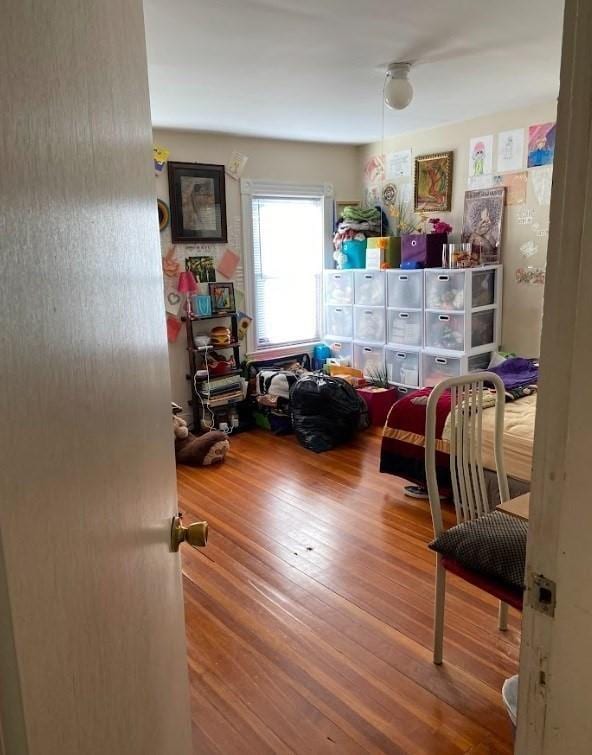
290;374;369;453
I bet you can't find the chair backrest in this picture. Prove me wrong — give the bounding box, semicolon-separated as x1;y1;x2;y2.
425;372;510;537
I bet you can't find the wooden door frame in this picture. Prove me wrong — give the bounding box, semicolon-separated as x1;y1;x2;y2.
517;0;592;750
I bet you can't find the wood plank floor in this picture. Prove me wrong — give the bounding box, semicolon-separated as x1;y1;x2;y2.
177;428;519;754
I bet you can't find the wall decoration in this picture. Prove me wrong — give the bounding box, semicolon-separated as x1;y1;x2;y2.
153;145;170;175
414;152;453;212
166;316;182;343
186;256;216;283
386;149;412;178
363;185;381;207
162;245;180;277
363;155;385;184
468;174;493;191
493;171;528;205
209;282;236;313
530;165;553;206
382;183;397;206
520;240;538;259
226;150;248;180
237;311;252;341
496;129;525;173
461;187;505;264
157;199;170;231
515;266;546;285
216;248;240;279
527;122;556;168
517;207;535;225
468;135;493;179
532;221;549;238
167;161;227;244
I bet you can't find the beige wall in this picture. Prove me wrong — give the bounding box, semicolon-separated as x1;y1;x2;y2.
154;129;359;417
358;101;557;356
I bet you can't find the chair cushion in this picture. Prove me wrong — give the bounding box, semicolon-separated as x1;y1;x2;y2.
429;511;527;591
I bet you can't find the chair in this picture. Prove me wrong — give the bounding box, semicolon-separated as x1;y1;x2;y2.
425;372;522;665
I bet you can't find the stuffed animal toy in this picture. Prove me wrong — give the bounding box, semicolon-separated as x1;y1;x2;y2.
172;415;229;467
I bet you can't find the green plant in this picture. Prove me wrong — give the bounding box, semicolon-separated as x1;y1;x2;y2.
365;365;391;389
388;196;420;237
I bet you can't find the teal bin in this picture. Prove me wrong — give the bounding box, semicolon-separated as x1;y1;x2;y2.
342;239;367;269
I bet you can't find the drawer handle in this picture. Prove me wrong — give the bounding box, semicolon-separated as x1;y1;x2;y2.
334;308;343;313
364;274;372;279
364;310;373;315
398;275;408;281
435;358;448;365
396;352;406;359
333;274;342;280
438;315;449;322
399;312;409;319
438;275;449;281
363;348;372;353
399;387;409;394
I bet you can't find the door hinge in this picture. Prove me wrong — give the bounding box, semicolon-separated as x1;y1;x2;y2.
530;573;556;617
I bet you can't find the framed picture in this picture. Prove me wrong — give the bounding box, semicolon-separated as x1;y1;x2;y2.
167;161;227;244
157;199;169;231
414;152;453;212
208;282;235;314
461;187;506;264
185;256;216;283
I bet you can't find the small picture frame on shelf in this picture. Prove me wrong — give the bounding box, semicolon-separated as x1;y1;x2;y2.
208;282;235;313
191;294;212;317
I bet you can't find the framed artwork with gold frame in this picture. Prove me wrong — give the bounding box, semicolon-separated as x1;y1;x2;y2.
414;151;453;212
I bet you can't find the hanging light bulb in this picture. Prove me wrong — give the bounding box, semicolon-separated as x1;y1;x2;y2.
384;62;413;110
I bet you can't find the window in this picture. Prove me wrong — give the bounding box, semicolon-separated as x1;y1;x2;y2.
245;183;330;350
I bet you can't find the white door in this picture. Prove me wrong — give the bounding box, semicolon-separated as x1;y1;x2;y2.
517;0;592;752
0;2;193;753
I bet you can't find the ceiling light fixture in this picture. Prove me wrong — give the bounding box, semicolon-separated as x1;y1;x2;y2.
384;62;413;110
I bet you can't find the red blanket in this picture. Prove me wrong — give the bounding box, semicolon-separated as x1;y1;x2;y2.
380;387;452;488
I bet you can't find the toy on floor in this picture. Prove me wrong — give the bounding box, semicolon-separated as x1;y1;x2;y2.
172;414;229;467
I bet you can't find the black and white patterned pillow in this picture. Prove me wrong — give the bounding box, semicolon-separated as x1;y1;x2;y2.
429;511;527;590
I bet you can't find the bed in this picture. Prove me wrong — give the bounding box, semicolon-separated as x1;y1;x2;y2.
380;386;536;502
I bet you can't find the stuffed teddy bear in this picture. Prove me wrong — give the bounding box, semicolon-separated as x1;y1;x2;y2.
172;414;230;467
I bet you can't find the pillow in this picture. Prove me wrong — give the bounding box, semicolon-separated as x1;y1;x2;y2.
429;511;527;590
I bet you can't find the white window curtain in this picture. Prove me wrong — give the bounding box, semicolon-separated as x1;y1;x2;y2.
248;192;325;350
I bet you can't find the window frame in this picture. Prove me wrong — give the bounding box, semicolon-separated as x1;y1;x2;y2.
241;179;334;357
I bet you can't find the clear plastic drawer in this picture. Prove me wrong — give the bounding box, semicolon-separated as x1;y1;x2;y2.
472;270;496;308
385;348;420;387
354;270;386;306
353;343;385;376
471;309;495;348
324;305;353;339
387;270;423;310
422;354;462;387
425;312;465;352
425;270;465;311
324;271;354;305
354;306;386;343
322;338;353;366
387;309;422;347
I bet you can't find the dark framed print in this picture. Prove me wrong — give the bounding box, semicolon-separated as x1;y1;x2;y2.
414;151;453;212
167;161;228;244
208;282;235;314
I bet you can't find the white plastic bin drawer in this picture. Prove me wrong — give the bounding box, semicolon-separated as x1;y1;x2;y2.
387;270;423;310
354;305;386;343
353;343;385;376
472;269;496;308
324;271;354;305
422;354;462;387
323;338;353;367
425;270;465;311
324;305;353;339
354;270;386;306
471;309;495;348
385;349;420;387
387;309;422;347
425;311;465;351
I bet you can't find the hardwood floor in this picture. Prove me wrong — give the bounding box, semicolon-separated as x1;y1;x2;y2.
177;428;519;754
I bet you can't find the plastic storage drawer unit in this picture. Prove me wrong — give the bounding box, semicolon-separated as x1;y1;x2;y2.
324;271;354;305
385;348;420;388
354;306;386;343
422;352;491;387
353;343;385;376
354;270;386;306
324;305;353;339
425;270;465;311
425;312;465;351
387;270;423;310
387;310;422;347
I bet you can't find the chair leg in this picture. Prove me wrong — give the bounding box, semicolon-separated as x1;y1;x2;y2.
498;600;509;631
434;555;446;665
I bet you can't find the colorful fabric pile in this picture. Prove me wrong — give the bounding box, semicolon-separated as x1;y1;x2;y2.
333;206;384;252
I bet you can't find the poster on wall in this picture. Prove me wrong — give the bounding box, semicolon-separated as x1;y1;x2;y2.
527;123;556;167
386;149;412;178
185;256;216;283
461;187;506;264
496;129;525;172
468;135;493;180
363;155;385;184
493;171;528;205
530;165;553;206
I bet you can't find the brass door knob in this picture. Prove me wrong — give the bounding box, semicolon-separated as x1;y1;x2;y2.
171;514;208;552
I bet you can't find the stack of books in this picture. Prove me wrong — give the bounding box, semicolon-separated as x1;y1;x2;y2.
199;374;243;408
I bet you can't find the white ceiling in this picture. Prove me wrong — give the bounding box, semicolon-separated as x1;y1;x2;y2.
144;0;563;145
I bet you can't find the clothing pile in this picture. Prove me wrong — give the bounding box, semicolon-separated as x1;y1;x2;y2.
333;206;384;253
487;356;539;401
253;363;308;434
